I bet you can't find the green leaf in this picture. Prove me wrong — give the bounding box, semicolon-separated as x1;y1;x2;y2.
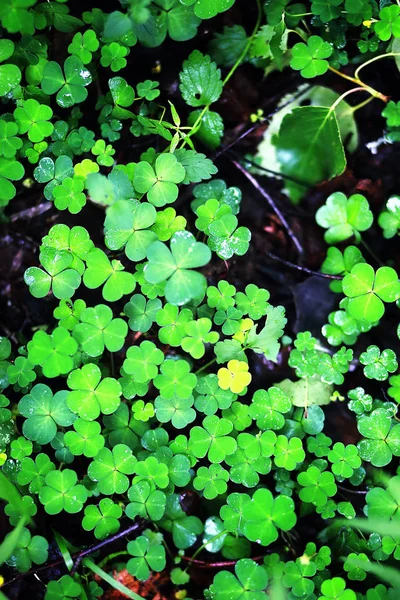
39;469;88;514
27;328;78;378
174;148;218;184
104;200;157;261
316;192;373;244
144;231;211;305
82;498;122;539
127;535;166;581
67;363;122;421
179;50;223;107
41;56;92;108
83;248;136;302
88;444;136;495
242;488;297;546
72;304;128;357
19;384;75;445
246;305;286;361
193;0;235;19
275;106;346;203
211;558;268;599
290;35;333;78
133;155;185;207
0;40;21;96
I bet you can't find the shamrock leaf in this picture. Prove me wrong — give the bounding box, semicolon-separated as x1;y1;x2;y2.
297;466;337;506
193;464;229;500
126;480;166;521
357;408;400;467
0;40;21;96
133;154;185;207
67;363;122;421
0;157;25;207
64;419;105;458
182;317;219;359
328;442;361;478
274;435;305;471
68;30;99;64
194;373;236;415
249;387;291;430
72;304;128;357
17;453;56;494
34;155;74;201
366;475;400;521
44;575;82;600
24;247;81;300
14;99;54;143
160;494;203;549
290;35;333;78
42;224;93;274
127;535;166;581
39;469;88;514
123;341;164;383
156;304;193;346
52;177;86;214
103;403;148;449
211;558;268;600
283;558;316;597
359;345;398;380
218;360;251;394
6;527;48;573
319;577;356;600
316;192;373;244
104;200;157;261
7;356;36;388
242;488;297;546
379;195;400;239
27;327;78;378
124;294;162;333
188;415;237;463
342;264;400;322
41;56;92;108
82;498;122;539
134;456;169;489
19;384;75;445
88;444;136;494
375;5;400;41
155;394;196;429
0;119;22;158
83;248;136;302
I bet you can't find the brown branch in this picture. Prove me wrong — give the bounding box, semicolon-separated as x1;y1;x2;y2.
266;251;343;280
3;520;145;588
230;158;304;256
10;202;52;222
181;554;265;569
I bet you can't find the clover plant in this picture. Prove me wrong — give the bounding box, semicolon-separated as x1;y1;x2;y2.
2;1;400;599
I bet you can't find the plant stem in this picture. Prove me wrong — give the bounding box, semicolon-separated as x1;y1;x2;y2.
183;530;228;573
180;0;262;148
265;251;343;280
329;87;368;112
231;158;304;256
180;554;265;568
195;358;217;375
328;66;388;102
71;521;145;574
354;52;400;81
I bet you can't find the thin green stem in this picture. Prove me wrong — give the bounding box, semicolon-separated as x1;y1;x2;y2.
180;0;262;149
328;66;388;102
195;358;217;375
97;551;129;569
183;530;228;573
354;51;400;81
349;95;374;113
329;86;367;112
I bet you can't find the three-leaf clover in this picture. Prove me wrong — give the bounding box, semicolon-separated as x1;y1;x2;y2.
52;177;87;214
124;294;162;333
211;558;268;600
242;488;297;546
126;536;166;581
193;464;229;499
6;527;48;573
14;99;54;143
249;387;291;430
375;5;400;41
39;469;88;514
327;442;361;478
17;453;55;494
64;419;105;458
83;248;136;302
189;415;237;463
181;317;219;358
19;384;75;445
72;304;128;357
27;328;78;378
154;358;197;399
41;56;92;108
357;408;400;467
24;247;81;300
82;498;122;539
218;360;251;394
126;480;166;521
297;466;337;506
104;200;157;262
316;192;373;244
342;264;400;322
379;195;400;238
319;577;356;600
44;575;82;600
155;394;196;429
133;154;185;207
290;35;333;78
87;444;136;494
359;345;398;380
67;363;122;421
